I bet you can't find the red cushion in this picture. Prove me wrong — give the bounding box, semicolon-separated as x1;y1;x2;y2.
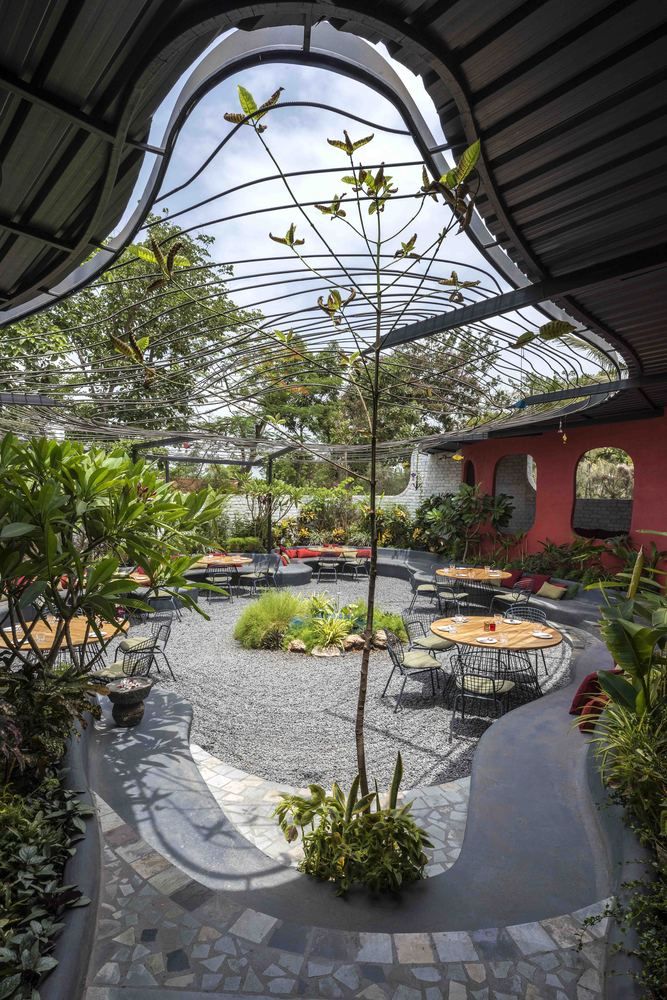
356;548;371;557
576;695;609;732
569;667;622;716
503;569;522;588
523;573;550;593
285;548;298;558
297;548;321;558
514;576;534;590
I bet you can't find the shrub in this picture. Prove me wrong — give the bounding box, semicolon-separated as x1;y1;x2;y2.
0;776;94;997
310;616;353;650
274;753;431;894
233;591;306;649
224;536;265;552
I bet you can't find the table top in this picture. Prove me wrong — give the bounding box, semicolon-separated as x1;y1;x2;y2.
431;615;563;650
194;555;254;568
0;615;128;651
435;567;512;582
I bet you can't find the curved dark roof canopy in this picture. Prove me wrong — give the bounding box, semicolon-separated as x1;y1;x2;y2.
1;0;666;422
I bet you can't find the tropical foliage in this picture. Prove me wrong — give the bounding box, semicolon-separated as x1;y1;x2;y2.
274;753;431;894
586;545;667;997
411;485;513;559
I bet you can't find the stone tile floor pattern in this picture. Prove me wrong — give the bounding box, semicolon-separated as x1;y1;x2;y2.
86;794;611;998
191;745;470;877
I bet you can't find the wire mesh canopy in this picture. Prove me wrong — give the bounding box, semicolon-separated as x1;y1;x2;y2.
0;57;622;473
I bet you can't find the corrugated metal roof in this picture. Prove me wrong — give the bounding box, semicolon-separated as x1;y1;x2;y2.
0;0;666;419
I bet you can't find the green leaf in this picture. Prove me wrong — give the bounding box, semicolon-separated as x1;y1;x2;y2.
389;751;403;809
238;85;258;117
0;974;21;999
1;522;34;539
537;320;576;341
352;134;374;151
511;332;535;349
135;336;150;352
453;139;481;184
597;671;638;712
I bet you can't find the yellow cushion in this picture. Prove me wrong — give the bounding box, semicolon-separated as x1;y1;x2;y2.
416;583;437;593
119;636;148;651
414;634;454;652
460;676;515;695
90;661;126;680
494;591;526;603
536;582;566;600
403;650;439;670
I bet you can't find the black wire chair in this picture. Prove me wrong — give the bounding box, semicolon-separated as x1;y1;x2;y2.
434;576;467;615
117;612;176;678
382;629;444;713
490;581;532;615
461;578;495;613
407;569;437;612
316;556;339;583
203;564;234;602
503;604;550;680
90;640;157;683
449;646;515;741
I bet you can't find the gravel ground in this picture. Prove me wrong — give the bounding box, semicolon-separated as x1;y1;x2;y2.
123;577;574;790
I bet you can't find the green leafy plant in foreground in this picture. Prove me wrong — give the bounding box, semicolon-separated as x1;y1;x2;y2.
274;753;431;894
0;776;94;998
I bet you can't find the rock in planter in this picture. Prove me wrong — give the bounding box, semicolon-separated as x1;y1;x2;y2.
372;629;388;650
312;645;342;657
287;639;307;653
343;634;365;651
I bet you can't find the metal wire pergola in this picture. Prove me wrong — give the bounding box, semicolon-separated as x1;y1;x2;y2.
0;74;620;465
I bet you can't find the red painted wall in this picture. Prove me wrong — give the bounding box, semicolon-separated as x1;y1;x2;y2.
460;413;667;554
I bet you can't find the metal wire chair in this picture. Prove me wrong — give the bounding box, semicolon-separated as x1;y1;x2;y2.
118;612;176;678
407;569;437;612
316;557;339;583
203;564;234;602
461;578;495;613
490;580;532;615
382;629;444;712
503;604;550;677
449;646;515;740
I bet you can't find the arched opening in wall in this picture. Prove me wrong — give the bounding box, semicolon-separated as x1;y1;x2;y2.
573;448;634;539
464;460;475;487
494;454;536;533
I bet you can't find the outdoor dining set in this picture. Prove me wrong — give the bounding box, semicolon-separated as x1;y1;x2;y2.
384;564;563;732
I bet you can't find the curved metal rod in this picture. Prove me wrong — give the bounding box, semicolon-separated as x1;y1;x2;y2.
0;21;622;379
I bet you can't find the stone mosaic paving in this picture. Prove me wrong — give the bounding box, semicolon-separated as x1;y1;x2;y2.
191;745;469;878
86;794;610;998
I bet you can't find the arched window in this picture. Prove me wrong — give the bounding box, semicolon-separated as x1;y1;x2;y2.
573;448;633;538
464;460;475;487
494;454;537;533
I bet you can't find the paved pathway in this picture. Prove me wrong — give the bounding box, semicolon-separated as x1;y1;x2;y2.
86;794;609;998
191;745;469;877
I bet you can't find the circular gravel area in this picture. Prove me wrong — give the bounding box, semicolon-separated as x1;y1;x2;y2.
136;576;573;789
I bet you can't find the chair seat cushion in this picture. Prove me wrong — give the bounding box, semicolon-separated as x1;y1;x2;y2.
403;650;439;670
119;636;148;652
90;661;126;680
460;676;515;695
416;583;437;593
437;589;468;600
414;634;454;651
494;591;526;603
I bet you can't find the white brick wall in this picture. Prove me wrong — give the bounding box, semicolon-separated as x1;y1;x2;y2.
573;498;632;533
494;454;536;532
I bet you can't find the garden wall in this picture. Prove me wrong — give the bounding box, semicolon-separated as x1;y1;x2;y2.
462;412;667;554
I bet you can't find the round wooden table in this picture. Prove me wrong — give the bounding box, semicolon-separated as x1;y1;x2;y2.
0;615;127;651
435;567;512;583
430;615;562;651
192;555;253;569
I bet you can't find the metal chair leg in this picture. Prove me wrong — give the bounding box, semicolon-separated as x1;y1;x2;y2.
394;676;407;713
381;663;396;697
